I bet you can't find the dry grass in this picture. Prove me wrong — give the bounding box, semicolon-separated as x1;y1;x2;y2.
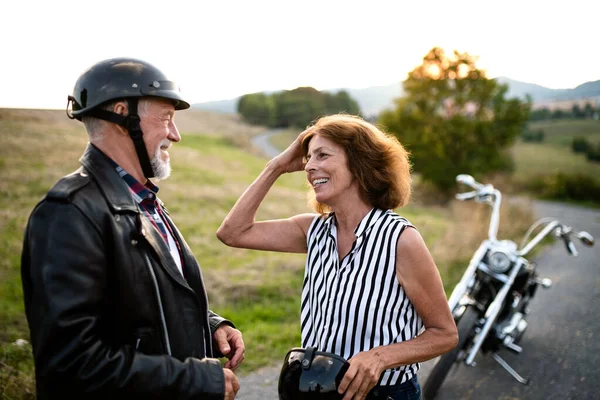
175;108;267;155
432;198;535;266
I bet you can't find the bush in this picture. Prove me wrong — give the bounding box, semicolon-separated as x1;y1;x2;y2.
572;137;591;153
586;143;600;163
0;340;35;399
526;172;600;203
522;129;545;142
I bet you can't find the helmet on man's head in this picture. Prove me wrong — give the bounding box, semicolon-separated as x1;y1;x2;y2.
67;57;190;179
67;57;189;120
278;347;350;400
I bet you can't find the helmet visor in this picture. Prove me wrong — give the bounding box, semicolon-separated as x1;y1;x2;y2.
279;348;349;399
140;80;190;110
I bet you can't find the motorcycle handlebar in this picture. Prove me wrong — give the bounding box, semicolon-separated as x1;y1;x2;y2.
566;240;579;257
456;174;484;191
519;221;594;257
560;227;579;257
456;191;477;201
455;174;501;241
455;174;595;257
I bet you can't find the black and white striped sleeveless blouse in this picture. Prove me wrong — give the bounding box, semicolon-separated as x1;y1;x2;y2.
301;208;423;386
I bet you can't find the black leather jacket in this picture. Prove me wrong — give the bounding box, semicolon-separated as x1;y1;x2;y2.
21;144;232;399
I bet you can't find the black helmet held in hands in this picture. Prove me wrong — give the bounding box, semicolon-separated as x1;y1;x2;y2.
66;57;190;178
278;347;350;400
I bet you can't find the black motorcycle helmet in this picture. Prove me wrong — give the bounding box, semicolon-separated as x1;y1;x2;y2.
66;57;190;178
278;347;350;400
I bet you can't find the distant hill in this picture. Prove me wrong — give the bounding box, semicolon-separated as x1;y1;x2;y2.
333;83;403;117
193;78;600;117
191;97;238;114
496;77;600;102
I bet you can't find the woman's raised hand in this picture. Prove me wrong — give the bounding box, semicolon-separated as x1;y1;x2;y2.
272;128;312;174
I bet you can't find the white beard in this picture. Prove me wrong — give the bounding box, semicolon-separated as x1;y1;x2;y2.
151;140;172;180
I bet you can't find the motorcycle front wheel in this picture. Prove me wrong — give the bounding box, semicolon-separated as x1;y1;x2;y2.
422;305;479;399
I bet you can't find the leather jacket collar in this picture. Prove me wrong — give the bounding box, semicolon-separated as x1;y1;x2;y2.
79;143;139;213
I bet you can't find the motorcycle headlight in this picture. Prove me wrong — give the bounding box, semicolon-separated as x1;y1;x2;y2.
488;250;512;273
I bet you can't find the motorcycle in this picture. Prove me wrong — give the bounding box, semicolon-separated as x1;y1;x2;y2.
422;174;595;399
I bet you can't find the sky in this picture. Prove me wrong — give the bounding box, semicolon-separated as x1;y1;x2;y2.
1;0;598;109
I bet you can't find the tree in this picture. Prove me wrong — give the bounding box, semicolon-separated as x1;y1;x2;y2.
584;102;595;118
325;90;360;115
237;87;362;128
529;108;552;121
379;47;531;192
273;87;325;128
572;104;584;118
572;137;590;153
237;93;276;126
552;109;567;119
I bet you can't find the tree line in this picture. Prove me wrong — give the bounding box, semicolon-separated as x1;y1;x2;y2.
237;87;360;128
529;102;598;121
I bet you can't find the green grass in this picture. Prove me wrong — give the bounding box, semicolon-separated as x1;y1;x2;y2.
511;119;600;208
268;129;301;151
512;142;600;181
528;119;600;146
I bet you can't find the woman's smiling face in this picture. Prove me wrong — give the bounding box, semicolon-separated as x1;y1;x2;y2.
304;135;356;207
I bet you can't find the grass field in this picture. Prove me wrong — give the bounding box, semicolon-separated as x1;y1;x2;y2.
511;141;600;180
0;108;535;398
510;119;600;202
528;119;600;146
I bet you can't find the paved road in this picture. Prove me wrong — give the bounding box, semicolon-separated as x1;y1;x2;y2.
250;128;285;159
237;201;600;399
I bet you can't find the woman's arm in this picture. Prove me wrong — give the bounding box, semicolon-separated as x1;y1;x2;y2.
338;227;458;400
217;130;316;253
384;227;458;364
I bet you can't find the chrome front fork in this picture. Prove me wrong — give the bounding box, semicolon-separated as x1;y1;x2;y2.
448;242;490;312
464;259;525;366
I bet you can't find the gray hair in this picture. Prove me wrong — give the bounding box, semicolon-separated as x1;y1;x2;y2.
82;98;151;141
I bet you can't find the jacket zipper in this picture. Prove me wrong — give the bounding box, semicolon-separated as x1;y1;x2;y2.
143;252;172;356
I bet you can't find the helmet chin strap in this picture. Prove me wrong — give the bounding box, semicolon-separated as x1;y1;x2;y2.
86;98;155;178
124;98;155;179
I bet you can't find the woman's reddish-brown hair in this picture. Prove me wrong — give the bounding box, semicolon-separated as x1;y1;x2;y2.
301;114;412;215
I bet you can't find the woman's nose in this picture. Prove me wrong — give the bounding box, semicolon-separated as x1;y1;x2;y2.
304;158;316;172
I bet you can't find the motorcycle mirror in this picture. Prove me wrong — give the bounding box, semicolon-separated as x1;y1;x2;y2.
456;174;475;186
577;231;595;247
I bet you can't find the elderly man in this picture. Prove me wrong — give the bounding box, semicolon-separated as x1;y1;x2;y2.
21;58;243;399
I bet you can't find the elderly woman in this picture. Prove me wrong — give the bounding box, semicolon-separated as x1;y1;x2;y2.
217;114;457;400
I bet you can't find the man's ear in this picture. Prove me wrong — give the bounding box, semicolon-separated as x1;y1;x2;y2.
112;101;129;135
113;101;129;116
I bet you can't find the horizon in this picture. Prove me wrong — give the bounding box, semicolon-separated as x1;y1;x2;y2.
2;0;599;109
3;75;597;112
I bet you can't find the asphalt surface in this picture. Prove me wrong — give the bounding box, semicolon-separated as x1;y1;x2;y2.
236;201;600;400
250;128;285;159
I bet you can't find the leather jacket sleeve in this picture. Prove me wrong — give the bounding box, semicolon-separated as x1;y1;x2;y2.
208;311;234;334
21;200;225;399
208;311;236;358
